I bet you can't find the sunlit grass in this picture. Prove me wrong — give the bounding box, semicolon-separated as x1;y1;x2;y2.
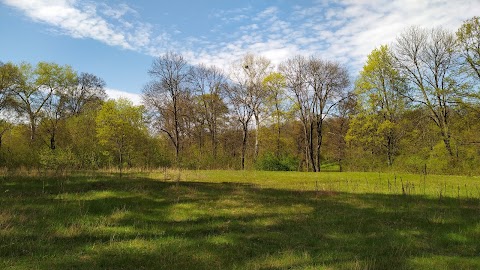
0;171;479;269
155;170;480;199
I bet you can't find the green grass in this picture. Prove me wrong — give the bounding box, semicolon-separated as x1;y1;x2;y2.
1;170;479;269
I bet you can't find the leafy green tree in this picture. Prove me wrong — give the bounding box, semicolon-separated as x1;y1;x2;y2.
39;64;77;150
0;62;20;153
9;62;76;141
348;45;408;166
262;72;287;157
0;62;22;111
96;98;146;176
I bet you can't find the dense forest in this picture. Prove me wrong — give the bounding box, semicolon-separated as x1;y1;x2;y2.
1;17;479;175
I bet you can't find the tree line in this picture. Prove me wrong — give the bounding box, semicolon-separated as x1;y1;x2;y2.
0;17;479;174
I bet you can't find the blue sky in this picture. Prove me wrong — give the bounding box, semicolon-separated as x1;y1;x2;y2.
1;0;479;104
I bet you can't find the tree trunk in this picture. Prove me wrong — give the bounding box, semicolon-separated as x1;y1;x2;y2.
119;136;124;178
173;95;180;164
50;133;56;150
241;124;248;170
211;129;217;160
276;106;281;158
316;117;323;172
442;133;454;157
439;113;454;157
119;151;123;178
302;122;309;171
309;121;317;172
254;112;260;161
29;115;36;141
212;108;218;160
387;134;393;166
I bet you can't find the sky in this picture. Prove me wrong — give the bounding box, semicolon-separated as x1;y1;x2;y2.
1;0;479;104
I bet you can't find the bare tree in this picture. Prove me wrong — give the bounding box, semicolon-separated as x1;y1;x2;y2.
189;64;228;159
328;94;357;172
143;52;190;163
280;56;349;171
394;26;465;157
224;83;253;170
308;58;350;171
65;72;106;115
280;56;313;170
232;54;272;161
456;16;480;80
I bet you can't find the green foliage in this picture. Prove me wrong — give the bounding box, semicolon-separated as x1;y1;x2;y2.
349;45;407;166
65;110;102;169
255;153;298;171
2;32;480;176
39;147;77;171
34;62;77;90
426;142;453;174
0;62;22;108
393;154;428;174
96;98;147;172
0;125;38;168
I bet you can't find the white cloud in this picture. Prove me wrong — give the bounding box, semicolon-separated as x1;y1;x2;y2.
193;0;480;75
254;6;279;20
1;0;155;52
3;0;480;79
311;0;480;71
100;3;137;19
105;88;142;105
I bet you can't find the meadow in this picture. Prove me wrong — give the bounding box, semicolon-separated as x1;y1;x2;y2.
1;170;479;269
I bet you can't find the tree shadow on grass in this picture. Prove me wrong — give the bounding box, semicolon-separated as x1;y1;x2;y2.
0;175;479;269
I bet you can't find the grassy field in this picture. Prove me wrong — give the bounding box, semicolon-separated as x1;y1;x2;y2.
1;170;479;269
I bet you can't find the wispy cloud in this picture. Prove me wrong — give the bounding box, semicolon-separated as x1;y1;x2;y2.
3;0;480;76
1;0;157;52
198;0;480;73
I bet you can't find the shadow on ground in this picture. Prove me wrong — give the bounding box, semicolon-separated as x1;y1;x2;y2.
0;175;479;269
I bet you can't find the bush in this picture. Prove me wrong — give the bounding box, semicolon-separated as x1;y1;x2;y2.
426;142;453;174
255;153;298;171
39;147;78;171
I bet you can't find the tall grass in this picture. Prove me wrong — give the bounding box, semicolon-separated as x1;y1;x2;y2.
1;171;479;269
146;169;480;200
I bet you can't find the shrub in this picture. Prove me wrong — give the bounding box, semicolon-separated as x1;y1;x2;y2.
39;147;78;171
255;153;298;171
